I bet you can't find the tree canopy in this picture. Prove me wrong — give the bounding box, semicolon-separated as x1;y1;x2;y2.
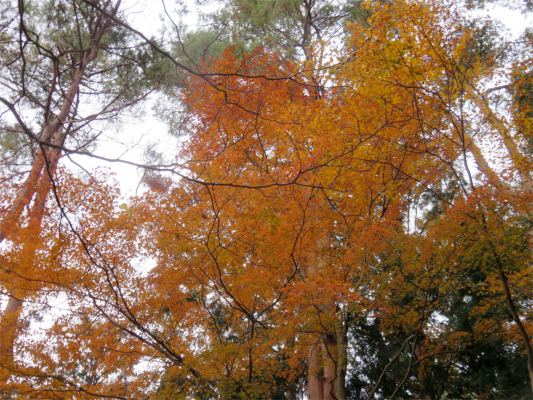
0;0;532;399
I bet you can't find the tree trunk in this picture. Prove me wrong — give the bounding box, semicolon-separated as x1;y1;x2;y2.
0;155;44;242
465;87;533;395
0;293;23;386
0;4;116;386
308;341;324;400
286;382;297;400
493;252;533;396
0;163;55;384
334;323;348;400
323;334;337;400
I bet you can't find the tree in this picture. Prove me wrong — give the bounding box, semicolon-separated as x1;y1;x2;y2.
1;0;531;398
159;0;532;397
340;0;533;392
0;0;163;393
176;0;368;64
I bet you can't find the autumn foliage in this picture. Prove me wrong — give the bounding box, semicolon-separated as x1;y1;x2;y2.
0;0;532;399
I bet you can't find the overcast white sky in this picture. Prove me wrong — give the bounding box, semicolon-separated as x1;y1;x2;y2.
66;0;223;197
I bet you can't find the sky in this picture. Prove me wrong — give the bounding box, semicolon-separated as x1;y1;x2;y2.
66;0;222;197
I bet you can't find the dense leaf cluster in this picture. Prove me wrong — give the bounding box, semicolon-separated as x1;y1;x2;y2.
0;0;531;399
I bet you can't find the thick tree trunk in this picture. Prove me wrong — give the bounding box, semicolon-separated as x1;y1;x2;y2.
286;382;297;400
308;341;324;400
0;89;78;393
334;323;348;400
307;211;347;399
308;330;346;400
323;334;337;400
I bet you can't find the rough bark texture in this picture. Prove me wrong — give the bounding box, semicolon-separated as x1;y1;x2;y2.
323;334;337;400
308;342;325;400
334;323;348;400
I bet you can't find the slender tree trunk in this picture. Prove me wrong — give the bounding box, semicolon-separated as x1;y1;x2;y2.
0;293;23;386
469;90;532;193
0;4;116;385
493;253;533;395
0;161;55;385
0;155;45;242
308;193;326;400
464;89;533;395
